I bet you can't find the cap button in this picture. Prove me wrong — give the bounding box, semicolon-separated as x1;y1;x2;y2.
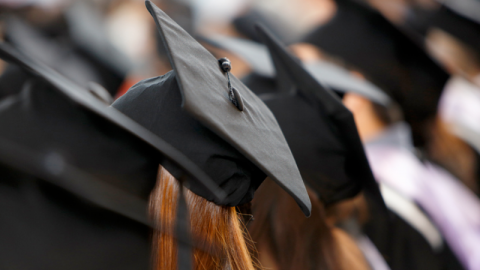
218;57;232;72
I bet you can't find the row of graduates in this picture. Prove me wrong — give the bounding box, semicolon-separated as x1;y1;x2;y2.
1;0;480;269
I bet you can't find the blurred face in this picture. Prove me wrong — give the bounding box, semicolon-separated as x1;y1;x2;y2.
342;92;387;142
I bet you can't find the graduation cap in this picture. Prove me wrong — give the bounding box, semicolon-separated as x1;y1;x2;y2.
254;24;386;210
112;0;311;216
0;42;224;204
203;34;391;106
202;35;275;77
302;0;450;146
0;42;223;269
199;34;279;96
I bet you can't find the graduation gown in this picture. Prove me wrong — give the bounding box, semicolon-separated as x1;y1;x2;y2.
364;123;466;270
0;66;157;269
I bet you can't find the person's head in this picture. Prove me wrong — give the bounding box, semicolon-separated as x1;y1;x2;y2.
342;92;393;142
150;165;257;270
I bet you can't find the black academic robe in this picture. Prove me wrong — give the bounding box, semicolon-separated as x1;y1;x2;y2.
365;204;463;270
363;124;464;270
0;66;157;270
0;166;151;270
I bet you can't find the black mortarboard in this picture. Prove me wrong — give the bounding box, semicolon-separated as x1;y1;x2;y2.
203;34;391;106
112;1;311;216
0;42;224;203
0;42;221;270
255;24;386;210
200;35;278;96
302;0;450;146
202;34;275;77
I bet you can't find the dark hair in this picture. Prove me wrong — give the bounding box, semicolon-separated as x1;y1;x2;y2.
248;179;367;270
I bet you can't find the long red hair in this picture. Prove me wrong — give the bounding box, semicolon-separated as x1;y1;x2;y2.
149;165;259;270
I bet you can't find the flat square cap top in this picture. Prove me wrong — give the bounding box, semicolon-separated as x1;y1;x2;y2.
144;0;311;216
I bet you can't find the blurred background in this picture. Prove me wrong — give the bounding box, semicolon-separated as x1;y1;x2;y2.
1;0;479;92
1;0;480;208
1;0;480;269
2;0;479;182
0;0;338;94
1;0;479;96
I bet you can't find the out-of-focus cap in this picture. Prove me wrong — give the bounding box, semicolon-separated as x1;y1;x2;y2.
302;0;450;146
255;23;387;211
204;34;391;106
